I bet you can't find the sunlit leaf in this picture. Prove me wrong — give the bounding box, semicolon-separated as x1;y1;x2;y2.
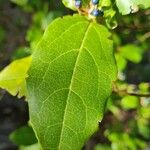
115;0;150;15
121;95;139;109
115;53;127;71
27;14;117;149
104;8;117;29
119;44;143;63
0;56;32;98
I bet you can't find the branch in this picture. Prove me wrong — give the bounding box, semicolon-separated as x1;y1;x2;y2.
113;83;150;98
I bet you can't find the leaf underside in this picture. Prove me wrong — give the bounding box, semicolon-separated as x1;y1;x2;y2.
27;14;117;150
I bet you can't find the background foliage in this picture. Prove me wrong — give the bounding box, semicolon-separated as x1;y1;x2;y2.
0;0;150;150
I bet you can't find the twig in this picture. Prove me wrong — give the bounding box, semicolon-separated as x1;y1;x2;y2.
113;83;150;97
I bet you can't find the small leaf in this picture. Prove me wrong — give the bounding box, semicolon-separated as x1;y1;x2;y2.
10;0;28;6
115;53;127;71
140;107;150;119
104;8;118;29
27;14;117;149
0;56;32;98
62;0;77;11
121;96;139;109
115;0;150;15
100;0;112;7
10;125;37;146
19;143;40;150
119;44;143;63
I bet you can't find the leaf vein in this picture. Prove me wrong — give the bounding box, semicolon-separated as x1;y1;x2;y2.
58;22;91;149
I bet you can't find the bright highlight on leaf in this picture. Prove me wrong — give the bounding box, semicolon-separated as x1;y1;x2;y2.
62;0;91;10
115;0;150;15
0;56;32;98
27;14;117;149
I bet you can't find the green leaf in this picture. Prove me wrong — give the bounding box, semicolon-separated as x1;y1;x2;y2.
119;44;143;63
42;11;63;30
121;96;139;109
104;8;117;29
27;14;117;149
10;125;37;146
100;0;112;7
19;143;40;150
115;0;150;15
11;47;31;60
62;0;112;11
62;0;77;11
94;144;111;150
10;0;28;6
137;117;150;139
115;53;127;71
140;107;150;119
0;56;32;98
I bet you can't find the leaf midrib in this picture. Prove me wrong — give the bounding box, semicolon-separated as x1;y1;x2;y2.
58;22;92;149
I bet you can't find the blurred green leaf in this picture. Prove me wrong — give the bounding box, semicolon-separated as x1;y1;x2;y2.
140;107;150;119
26;11;44;50
115;53;127;71
62;0;77;11
119;44;143;63
100;0;112;7
11;47;31;60
26;26;43;51
104;8;118;29
0;56;32;98
138;117;150;139
10;0;28;6
10;125;37;146
135;138;146;149
122;133;137;150
121;96;139;109
112;33;121;46
19;143;40;150
115;0;150;15
26;10;63;51
107;132;145;150
139;83;150;94
94;144;111;150
42;11;63;30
